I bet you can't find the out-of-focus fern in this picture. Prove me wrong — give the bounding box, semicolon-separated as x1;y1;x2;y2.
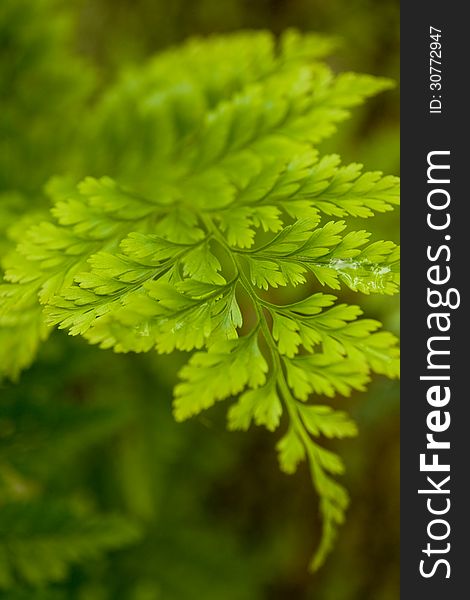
0;338;144;593
0;27;399;571
0;0;93;211
0;387;129;483
0;501;140;589
0;0;94;378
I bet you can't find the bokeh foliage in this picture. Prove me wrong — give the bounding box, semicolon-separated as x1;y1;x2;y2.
0;1;399;598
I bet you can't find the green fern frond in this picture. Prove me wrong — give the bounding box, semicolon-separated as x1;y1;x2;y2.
0;30;399;569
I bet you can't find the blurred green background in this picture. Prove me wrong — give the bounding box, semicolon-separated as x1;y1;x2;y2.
0;0;399;598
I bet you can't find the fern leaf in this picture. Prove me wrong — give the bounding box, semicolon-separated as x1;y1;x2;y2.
0;30;400;570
